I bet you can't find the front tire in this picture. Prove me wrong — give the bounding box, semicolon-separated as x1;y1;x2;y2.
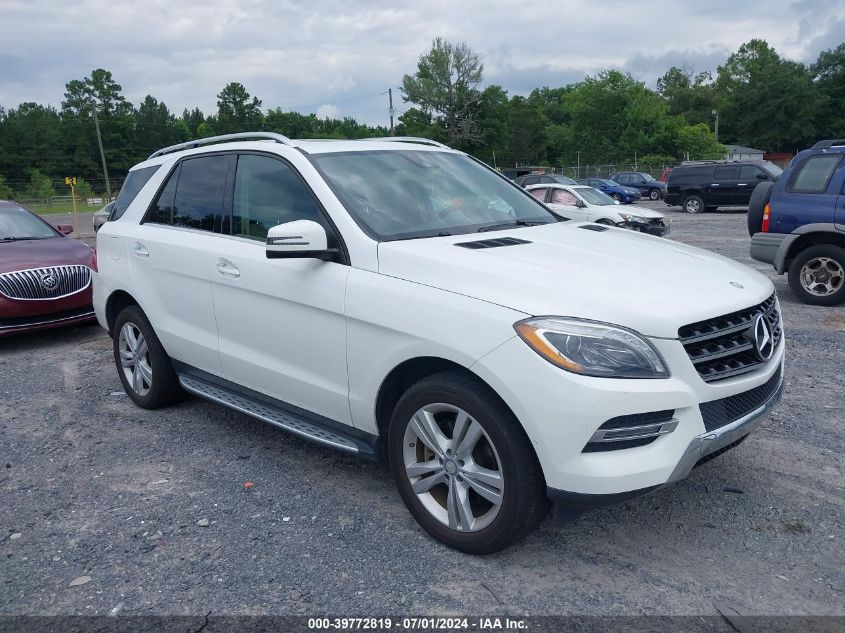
788;245;845;306
388;370;548;554
683;194;704;214
113;305;182;409
648;188;661;200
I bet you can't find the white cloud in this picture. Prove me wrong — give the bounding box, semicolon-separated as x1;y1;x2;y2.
1;0;842;125
316;104;341;120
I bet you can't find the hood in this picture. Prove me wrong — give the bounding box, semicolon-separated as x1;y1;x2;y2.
0;237;95;275
623;187;640;195
616;206;664;219
377;223;773;339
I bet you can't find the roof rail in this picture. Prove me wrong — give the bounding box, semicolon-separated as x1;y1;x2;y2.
358;136;451;149
148;132;294;159
810;139;845;150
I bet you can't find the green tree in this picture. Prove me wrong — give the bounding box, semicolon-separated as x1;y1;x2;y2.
657;66;716;126
181;107;207;137
401;37;484;146
135;95;187;157
215;82;263;134
73;177;95;200
0;175;12;199
24;169;55;199
508;96;548;164
715;39;822;151
811;43;845;137
675;123;726;159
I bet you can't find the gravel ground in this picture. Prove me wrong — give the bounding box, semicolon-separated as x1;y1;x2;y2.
1;203;843;617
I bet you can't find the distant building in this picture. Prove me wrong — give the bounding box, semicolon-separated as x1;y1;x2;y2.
724;144;765;161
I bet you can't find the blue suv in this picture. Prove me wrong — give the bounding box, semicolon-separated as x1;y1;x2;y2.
749;139;845;305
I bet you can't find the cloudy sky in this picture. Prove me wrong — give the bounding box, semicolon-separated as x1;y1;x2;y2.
2;0;843;126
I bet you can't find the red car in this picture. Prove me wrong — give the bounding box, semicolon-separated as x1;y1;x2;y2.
0;201;97;336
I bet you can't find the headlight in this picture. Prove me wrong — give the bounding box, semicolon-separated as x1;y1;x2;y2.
618;213;648;224
514;317;669;378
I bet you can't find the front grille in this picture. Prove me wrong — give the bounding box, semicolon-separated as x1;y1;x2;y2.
0;265;91;300
679;293;782;382
699;366;783;432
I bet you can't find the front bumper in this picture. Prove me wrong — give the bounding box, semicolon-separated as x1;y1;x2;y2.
0;306;96;336
623;220;670;236
471;332;786;497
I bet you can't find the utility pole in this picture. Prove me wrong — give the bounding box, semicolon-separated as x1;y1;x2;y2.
91;99;112;199
712;109;719;142
388;88;395;134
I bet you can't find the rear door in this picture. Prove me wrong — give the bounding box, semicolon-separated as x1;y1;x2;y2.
709;165;739;205
127;154;232;374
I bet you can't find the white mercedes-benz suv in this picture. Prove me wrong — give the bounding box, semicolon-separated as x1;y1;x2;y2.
94;133;785;553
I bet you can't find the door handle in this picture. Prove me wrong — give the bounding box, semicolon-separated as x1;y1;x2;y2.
737;183;747;186
133;242;149;258
216;259;240;278
710;183;720;187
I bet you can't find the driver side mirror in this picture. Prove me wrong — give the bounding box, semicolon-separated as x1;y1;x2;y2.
757;173;767;179
575;200;587;208
266;220;338;261
57;224;74;236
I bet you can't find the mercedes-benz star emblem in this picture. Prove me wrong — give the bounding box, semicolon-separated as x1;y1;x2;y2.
40;273;58;290
753;314;774;361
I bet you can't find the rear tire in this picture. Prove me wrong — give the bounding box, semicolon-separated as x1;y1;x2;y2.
787;245;845;306
113;305;182;409
388;370;549;554
747;181;775;236
648;188;661;200
683;194;705;214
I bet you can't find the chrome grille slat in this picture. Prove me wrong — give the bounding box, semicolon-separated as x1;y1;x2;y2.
0;265;92;301
679;292;782;383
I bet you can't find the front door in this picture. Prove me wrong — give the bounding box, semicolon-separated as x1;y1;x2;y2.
209;152;352;425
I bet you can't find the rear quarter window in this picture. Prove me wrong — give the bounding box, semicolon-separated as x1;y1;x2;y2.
787;155;842;194
110;165;160;220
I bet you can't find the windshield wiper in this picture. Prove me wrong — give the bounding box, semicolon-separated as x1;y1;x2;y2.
477;220;551;233
1;236;42;242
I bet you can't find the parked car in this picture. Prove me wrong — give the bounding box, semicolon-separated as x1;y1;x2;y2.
513;173;576;187
93;201;114;232
665;160;783;213
610;172;667;200
94;133;784;553
576;178;641;203
749;139;845;305
0;200;96;336
660;168;673;182
528;184;669;236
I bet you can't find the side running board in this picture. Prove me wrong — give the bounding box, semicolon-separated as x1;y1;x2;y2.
177;372;379;459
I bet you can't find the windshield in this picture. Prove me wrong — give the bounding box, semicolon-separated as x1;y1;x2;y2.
596;179;619;186
0;206;59;240
311;150;556;240
635;172;653;181
762;161;784;177
550;174;577;185
577;187;616;206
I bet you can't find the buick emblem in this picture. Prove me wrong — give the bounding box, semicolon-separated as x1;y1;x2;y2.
40;273;58;290
753;314;774;361
730;281;744;289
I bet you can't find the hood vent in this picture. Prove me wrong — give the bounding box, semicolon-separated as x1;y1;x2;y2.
580;224;610;232
455;237;532;250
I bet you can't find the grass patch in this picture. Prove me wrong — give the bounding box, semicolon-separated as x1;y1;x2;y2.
22;202;99;215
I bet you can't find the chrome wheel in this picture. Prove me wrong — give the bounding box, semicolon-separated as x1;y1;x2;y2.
649;189;660;200
800;257;844;297
402;404;504;533
685;198;701;213
118;322;152;396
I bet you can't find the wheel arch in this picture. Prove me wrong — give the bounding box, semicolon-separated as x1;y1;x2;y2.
105;289;141;336
374;356;517;441
783;230;845;272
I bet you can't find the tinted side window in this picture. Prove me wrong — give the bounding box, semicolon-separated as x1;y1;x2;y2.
528;187;548;202
522;176;539;186
173;156;227;231
111;165;159;220
789;155;842;194
714;166;738;180
146;165;179;225
739;165;764;181
232;154;321;241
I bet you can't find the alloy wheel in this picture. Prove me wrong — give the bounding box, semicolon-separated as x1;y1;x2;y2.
402;404;504;533
800;257;844;297
649;189;660;200
118;322;153;396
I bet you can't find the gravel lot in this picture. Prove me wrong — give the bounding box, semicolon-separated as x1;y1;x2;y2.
1;203;843;618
